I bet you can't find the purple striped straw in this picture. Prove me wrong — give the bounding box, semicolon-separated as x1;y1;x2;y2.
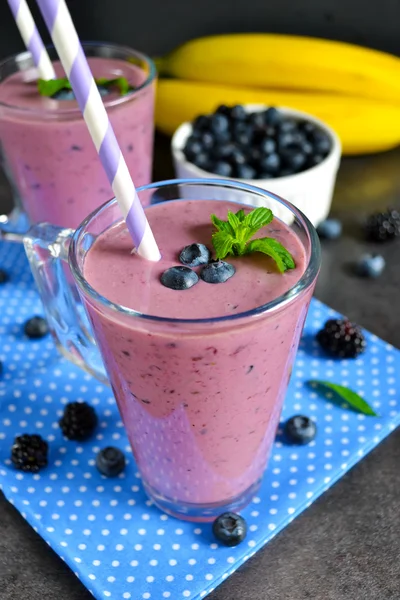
35;0;161;262
7;0;55;80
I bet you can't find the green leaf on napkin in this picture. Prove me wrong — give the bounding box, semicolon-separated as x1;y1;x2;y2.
308;380;378;416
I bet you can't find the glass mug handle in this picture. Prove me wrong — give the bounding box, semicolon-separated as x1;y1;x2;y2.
23;223;108;384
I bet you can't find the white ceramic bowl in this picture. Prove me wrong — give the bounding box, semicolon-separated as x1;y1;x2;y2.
171;105;341;227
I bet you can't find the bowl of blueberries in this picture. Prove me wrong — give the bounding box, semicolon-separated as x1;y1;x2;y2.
171;105;341;226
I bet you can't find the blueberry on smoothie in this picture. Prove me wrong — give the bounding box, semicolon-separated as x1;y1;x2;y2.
212;512;247;546
53;89;75;101
179;243;211;267
200;261;236;284
161;266;199;290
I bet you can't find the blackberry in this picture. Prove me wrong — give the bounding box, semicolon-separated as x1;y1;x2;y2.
59;402;98;441
11;434;48;472
365;209;400;242
317;319;367;359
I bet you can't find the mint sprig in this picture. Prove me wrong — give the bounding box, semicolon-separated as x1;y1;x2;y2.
211;206;295;273
38;77;133;97
38;77;71;97
308;380;378;416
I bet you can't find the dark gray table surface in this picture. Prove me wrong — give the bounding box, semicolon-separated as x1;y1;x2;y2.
0;137;399;600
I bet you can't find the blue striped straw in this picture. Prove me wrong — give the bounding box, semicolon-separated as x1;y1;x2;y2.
7;0;55;80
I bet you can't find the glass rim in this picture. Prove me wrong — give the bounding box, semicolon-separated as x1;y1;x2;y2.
0;41;156;116
70;178;321;325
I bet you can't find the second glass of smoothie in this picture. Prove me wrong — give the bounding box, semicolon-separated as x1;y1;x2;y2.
61;180;320;521
0;42;156;229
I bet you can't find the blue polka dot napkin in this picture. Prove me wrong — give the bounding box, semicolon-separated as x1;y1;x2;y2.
0;241;398;600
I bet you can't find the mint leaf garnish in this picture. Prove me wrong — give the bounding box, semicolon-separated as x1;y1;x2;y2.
244;206;273;233
235;209;246;222
246;238;296;272
211;214;234;236
308;380;378;416
38;77;71;97
38;76;132;97
210;206;295;272
212;231;234;258
95;77;133;95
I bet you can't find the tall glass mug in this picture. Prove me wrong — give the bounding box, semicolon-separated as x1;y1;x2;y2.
24;180;321;521
0;42;156;231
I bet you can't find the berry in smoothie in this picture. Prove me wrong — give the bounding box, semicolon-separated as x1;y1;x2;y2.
160;266;199;290
179;243;211;267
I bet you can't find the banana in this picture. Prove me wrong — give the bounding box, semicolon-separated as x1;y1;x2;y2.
155;79;400;155
157;34;400;103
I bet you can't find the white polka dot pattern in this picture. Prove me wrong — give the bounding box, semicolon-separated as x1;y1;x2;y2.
0;242;399;600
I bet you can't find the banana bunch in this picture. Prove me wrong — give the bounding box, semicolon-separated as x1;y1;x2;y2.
155;34;400;154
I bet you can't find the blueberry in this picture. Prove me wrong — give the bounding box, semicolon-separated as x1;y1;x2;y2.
277;131;298;148
284;415;317;445
53;89;75;100
211;142;236;161
236;164;257;179
234;131;253;147
232;121;248;137
263;107;281;126
300;120;317;137
311;131;332;155
230;105;247;121
192;152;210;170
247;112;265;128
280;148;306;172
97;84;111;97
179;243;211;267
354;253;386;278
193;115;211;132
264;125;277;138
0;269;9;283
96;447;126;477
259;153;281;175
183;138;203;161
230;149;247;166
24;316;49;339
210;113;230;135
160;266;199;290
279;118;298;133
216;104;231;116
301;141;314;156
259;138;276;155
307;154;325;168
212;512;247;546
212;161;233;177
200;131;215;150
201;260;235;284
246;147;262;165
317;218;342;240
214;131;232;144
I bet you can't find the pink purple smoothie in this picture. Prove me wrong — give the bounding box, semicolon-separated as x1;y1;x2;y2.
83;200;312;517
0;56;154;228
